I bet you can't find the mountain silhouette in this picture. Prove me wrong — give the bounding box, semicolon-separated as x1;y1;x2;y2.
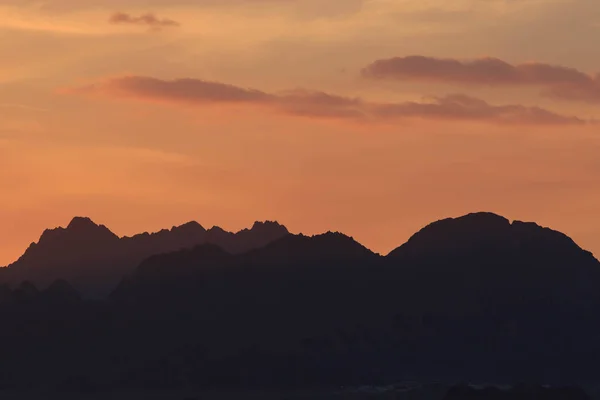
0;211;599;394
389;212;592;260
0;217;289;297
242;231;380;266
386;212;600;315
104;212;600;387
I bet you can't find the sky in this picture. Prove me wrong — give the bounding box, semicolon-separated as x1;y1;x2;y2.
2;0;600;264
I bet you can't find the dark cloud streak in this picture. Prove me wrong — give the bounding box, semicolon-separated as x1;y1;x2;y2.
65;76;588;126
109;12;180;30
362;55;600;104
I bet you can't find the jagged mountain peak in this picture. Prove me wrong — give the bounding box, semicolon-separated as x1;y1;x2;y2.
67;216;99;230
36;217;119;245
170;221;206;233
66;216;117;238
2;217;292;295
249;220;289;233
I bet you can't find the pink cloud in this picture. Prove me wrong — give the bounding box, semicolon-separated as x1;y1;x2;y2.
362;55;600;104
63;76;588;126
372;94;586;125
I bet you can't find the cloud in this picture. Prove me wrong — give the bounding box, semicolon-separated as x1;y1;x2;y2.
109;12;180;30
6;0;364;19
63;76;588;126
372;94;587;126
0;103;49;112
362;56;600;104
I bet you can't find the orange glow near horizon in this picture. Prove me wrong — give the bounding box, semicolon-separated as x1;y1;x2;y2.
2;0;600;265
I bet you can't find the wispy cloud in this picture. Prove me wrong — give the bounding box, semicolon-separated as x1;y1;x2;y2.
63;76;588;126
108;12;180;30
0;103;49;112
362;55;600;104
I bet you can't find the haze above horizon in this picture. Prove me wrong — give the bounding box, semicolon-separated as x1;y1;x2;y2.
2;0;600;265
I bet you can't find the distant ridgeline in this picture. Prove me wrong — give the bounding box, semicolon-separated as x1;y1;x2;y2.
0;212;599;393
0;217;290;297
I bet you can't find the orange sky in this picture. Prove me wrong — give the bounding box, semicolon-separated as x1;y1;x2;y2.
2;0;600;265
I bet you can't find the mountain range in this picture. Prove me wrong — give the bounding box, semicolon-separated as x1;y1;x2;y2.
0;217;289;296
1;212;600;393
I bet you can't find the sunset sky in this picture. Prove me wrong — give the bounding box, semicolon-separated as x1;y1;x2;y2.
2;0;600;265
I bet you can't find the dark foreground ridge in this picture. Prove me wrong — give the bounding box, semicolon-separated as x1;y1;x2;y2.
443;384;591;400
0;212;599;395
